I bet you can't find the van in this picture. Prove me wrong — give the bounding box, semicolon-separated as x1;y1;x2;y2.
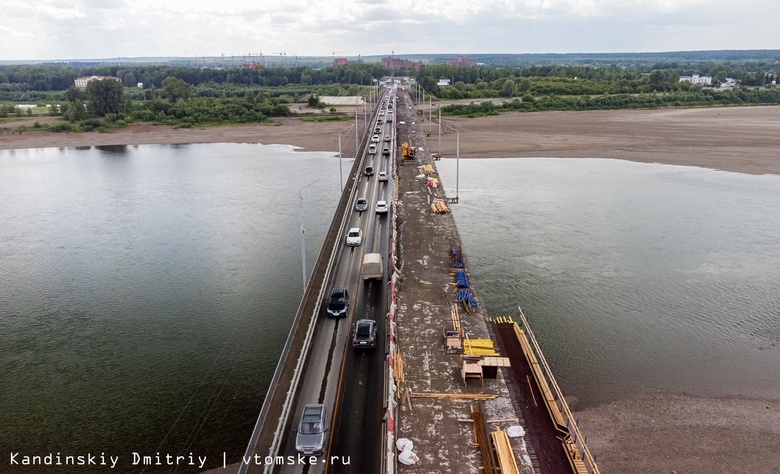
361;253;383;281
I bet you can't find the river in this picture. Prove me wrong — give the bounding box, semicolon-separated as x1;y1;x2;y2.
2;147;779;472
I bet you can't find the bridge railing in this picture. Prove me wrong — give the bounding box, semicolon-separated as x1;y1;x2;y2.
514;307;602;474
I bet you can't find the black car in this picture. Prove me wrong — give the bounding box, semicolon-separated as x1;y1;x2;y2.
352;319;377;350
327;288;349;317
382;148;390;157
355;198;368;212
364;166;374;176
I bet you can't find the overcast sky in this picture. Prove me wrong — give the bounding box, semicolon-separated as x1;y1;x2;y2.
2;0;778;61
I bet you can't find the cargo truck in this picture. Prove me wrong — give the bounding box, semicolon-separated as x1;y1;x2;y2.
361;253;383;281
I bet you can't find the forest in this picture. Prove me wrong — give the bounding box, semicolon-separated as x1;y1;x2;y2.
1;58;779;131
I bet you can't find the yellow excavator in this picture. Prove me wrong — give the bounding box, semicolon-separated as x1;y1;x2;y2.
401;141;416;161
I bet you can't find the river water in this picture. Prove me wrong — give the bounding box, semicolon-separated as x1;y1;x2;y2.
2;147;779;471
0;144;341;472
437;157;780;407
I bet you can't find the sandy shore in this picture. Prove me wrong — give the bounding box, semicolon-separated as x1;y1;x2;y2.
4;107;780;472
4;105;780;175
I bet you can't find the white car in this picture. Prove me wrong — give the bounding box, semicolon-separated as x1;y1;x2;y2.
371;135;380;143
378;171;388;181
375;200;388;214
346;228;363;246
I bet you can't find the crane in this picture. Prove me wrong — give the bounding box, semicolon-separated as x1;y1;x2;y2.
273;51;287;66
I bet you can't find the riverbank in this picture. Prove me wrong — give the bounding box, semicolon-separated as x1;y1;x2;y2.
3;105;780;175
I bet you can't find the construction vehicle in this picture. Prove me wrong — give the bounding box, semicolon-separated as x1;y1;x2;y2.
401;142;417;161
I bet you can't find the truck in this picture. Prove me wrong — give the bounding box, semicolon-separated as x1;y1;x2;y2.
361;253;383;281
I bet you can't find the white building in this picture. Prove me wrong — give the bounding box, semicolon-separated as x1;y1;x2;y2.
679;74;712;85
74;76;122;89
437;78;451;86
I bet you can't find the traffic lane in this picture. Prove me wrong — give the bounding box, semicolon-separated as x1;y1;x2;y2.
325;275;387;474
277;245;362;473
278;167;375;472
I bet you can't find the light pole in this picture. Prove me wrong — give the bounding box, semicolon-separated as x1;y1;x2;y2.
338;123;355;191
299;175;324;290
355;106;359;156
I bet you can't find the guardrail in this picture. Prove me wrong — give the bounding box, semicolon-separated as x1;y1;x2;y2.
513;307;601;474
239;90;386;474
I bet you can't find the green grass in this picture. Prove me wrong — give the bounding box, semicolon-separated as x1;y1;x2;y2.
298;114;354;123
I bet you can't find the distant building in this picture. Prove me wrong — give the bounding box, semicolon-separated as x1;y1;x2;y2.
437;79;451;86
448;55;474;67
241;62;263;68
137;82;143;88
74;75;121;89
332;57;349;66
381;56;423;70
679;74;712;85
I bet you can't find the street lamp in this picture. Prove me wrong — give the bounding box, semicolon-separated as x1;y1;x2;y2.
299;175;324;290
338;123;355;191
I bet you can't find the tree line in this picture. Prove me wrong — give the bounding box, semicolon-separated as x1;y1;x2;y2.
3;60;780;131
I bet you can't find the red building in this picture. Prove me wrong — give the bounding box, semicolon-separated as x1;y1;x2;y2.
448;55;474;67
332;57;349;66
381;56;423;69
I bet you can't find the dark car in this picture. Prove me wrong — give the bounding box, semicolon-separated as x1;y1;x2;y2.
326;287;349;317
355;197;368;212
382;147;390;157
365;166;374;176
352;319;377;350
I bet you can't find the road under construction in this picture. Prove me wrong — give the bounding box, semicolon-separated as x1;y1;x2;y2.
236;81;600;474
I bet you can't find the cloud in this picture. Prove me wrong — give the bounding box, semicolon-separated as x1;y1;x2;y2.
0;0;777;60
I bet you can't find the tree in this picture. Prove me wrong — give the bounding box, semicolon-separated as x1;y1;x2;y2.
66;86;84;102
161;76;191;102
85;78;124;116
502;79;516;97
307;94;319;107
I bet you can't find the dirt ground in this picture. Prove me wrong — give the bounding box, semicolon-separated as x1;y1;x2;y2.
4;106;780;473
4;105;780;176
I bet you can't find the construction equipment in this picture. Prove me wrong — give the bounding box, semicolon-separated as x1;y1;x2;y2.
401;141;417;160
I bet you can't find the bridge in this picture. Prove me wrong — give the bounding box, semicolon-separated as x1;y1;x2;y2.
237;82;601;474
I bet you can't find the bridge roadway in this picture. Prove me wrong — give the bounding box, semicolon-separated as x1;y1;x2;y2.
240;88;394;474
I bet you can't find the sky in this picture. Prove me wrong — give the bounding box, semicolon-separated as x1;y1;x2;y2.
1;0;778;61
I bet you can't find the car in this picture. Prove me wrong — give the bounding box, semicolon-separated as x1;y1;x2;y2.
379;111;385;116
364;166;374;176
383;136;391;142
374;127;381;134
326;287;349;317
352;319;377;350
346;228;362;246
295;404;328;455
377;119;383;124
382;148;390;157
375;200;388;214
355;197;368;212
368;144;377;154
378;171;388;181
371;135;380;143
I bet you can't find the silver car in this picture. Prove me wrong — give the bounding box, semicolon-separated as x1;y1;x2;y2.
296;404;328;455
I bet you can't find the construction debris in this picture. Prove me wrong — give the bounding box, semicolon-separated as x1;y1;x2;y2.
471;405;498;474
419;164;436;175
409;392;498;400
431;199;450;214
491;429;521;474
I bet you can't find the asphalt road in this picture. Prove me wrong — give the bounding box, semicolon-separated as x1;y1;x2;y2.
275;89;394;474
